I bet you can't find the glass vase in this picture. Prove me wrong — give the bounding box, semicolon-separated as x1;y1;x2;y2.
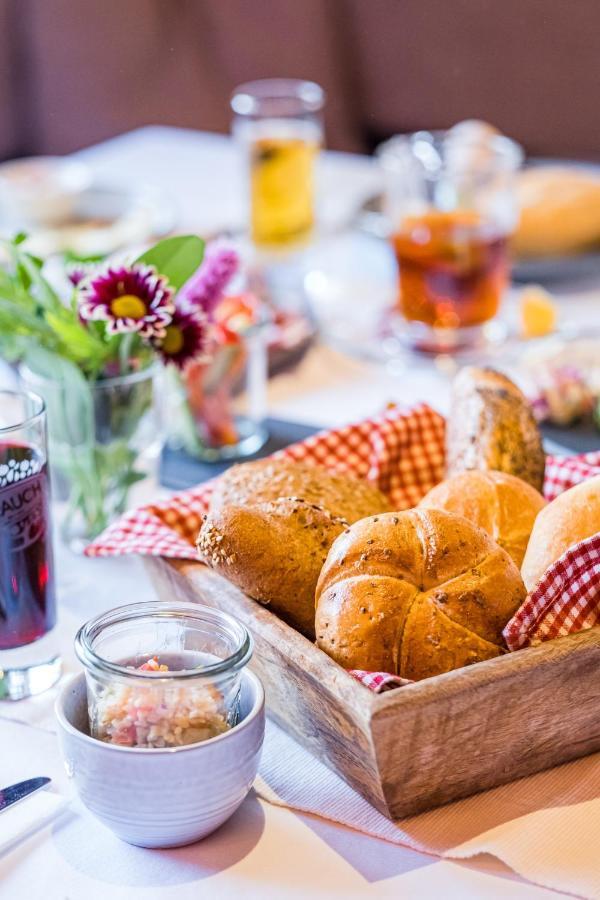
19;362;162;552
167;324;268;462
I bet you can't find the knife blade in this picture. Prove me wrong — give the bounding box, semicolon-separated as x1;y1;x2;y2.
0;777;51;813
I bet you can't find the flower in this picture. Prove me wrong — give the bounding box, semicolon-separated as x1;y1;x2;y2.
153;306;209;370
67;265;89;287
178;244;239;317
78;263;174;338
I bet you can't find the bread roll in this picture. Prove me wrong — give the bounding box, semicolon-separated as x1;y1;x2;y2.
197;459;391;637
315;508;526;681
514;166;600;258
446;367;545;491
419;470;546;567
521;474;600;592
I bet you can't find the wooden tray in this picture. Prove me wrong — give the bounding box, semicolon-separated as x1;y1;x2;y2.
146;557;600;820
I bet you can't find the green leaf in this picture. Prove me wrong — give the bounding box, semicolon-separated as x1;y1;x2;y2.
22;346;96;450
44;311;108;369
62;249;106;265
8;244;63;313
135;235;204;290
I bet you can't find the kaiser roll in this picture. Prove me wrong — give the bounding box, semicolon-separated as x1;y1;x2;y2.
197;459;391;638
315;508;526;681
521;474;600;592
419;470;546;568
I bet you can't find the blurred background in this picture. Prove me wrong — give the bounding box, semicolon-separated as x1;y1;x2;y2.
1;0;599;162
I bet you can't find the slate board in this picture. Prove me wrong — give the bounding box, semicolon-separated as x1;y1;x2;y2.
159;418;318;490
541;420;600;455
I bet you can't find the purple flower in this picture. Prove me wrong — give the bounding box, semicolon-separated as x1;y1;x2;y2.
178;244;239;317
67;265;89;287
78;263;174;338
152;306;209;370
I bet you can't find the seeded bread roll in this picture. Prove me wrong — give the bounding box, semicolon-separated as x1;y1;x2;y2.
315;508;526;681
197;459;391;637
419;470;546;567
446;367;545;491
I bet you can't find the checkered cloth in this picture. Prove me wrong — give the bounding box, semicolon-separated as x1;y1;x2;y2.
85;403;446;560
86;405;600;690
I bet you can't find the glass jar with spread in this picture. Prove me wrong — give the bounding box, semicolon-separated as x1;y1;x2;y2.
75;601;253;748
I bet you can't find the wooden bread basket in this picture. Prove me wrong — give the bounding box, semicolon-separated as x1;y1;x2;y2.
146;556;600;820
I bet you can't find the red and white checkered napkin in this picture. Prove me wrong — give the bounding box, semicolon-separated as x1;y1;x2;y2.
86;406;600;689
85;402;446;560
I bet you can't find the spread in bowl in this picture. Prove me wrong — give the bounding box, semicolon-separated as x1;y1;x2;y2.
75;601;253;749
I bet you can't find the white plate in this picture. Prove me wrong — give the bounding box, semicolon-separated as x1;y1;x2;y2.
1;181;176;257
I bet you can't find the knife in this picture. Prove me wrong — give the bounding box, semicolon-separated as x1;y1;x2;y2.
0;777;51;813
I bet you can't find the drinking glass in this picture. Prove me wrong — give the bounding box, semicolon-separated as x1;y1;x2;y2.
378;127;523;352
0;390;60;700
231;78;325;248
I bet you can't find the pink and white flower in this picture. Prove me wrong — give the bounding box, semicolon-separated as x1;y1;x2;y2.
153;306;209;370
78;263;174;339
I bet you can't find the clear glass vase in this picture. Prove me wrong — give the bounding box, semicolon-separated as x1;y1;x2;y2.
167;323;268;462
19;362;162;552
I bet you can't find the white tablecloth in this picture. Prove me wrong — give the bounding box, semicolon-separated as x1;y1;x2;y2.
1;126;599;900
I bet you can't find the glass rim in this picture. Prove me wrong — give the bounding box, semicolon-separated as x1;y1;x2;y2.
0;388;46;435
377;128;524;173
19;358;159;392
74;600;253;682
231;78;325;116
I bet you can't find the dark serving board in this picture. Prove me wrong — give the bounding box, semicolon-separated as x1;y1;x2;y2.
541;420;600;455
159;418;319;490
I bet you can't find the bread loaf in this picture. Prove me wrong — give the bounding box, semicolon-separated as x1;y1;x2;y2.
315;508;526;680
521;474;600;592
514;166;600;258
419;470;546;567
446;367;545;491
197;459;391;637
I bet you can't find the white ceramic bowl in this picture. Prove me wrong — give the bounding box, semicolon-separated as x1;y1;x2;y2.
0;156;91;227
55;670;265;848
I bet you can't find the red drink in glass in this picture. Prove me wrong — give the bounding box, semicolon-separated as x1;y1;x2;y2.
0;390;60;699
0;442;56;649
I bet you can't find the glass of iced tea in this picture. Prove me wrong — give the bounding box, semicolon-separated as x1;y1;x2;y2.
0;390;60;699
378;127;523;351
231;78;324;248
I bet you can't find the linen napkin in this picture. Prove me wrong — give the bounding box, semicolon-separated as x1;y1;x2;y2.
0;790;66;856
257;718;600;899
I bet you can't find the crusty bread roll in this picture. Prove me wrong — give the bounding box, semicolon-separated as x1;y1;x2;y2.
197;459;391;637
446;367;545;491
315;508;526;681
521;474;600;592
514;166;600;258
419;470;546;568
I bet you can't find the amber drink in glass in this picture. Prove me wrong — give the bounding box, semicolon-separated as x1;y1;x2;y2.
379;128;522;351
232;79;324;248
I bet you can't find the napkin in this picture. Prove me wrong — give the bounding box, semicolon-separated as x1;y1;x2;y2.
0;790;67;856
86;403;600;658
257;718;600;900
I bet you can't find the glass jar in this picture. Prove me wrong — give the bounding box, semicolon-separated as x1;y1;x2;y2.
231;78;325;248
378;124;523;352
75;601;253;749
19;361;162;552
